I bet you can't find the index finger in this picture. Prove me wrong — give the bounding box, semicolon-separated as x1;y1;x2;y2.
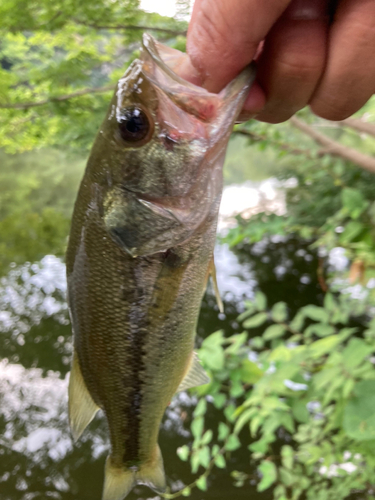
187;0;292;92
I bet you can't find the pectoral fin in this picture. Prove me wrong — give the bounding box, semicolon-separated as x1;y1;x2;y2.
177;352;210;392
68;350;99;442
208;257;224;314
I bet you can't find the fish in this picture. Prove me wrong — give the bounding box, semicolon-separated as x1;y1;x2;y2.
66;33;255;500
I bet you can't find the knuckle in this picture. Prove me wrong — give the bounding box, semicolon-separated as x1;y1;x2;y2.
276;55;323;82
310;98;354;121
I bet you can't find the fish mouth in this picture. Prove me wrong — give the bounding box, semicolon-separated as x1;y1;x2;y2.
141;34;257;132
115;35;256;145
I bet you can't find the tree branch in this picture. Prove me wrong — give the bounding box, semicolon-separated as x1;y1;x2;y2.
337;117;375;138
233;128;314;157
0;85;115;110
290;116;375;174
75;20;187;36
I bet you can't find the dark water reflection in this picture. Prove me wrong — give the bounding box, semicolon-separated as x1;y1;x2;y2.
0;239;322;500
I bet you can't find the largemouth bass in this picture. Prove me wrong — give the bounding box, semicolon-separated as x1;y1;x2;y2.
66;34;255;500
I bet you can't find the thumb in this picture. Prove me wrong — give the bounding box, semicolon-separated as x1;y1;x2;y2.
187;0;292;92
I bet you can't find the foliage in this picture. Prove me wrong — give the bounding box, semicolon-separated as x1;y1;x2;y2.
0;0;187;152
0;149;85;274
169;291;375;499
224;106;375;287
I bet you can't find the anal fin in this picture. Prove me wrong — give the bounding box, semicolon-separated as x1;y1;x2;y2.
68;350;99;442
177;352;210;393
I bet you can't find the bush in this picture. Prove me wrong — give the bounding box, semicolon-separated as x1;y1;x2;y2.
170;292;375;500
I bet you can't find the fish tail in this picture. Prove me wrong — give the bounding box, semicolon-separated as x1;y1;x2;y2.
102;446;166;500
102;456;136;500
136;445;166;493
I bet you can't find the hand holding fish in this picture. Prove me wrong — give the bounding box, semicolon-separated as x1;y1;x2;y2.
186;0;375;123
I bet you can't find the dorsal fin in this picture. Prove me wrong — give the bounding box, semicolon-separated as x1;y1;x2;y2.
177;352;210;393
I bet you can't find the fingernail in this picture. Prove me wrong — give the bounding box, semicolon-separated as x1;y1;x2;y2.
285;0;329;20
235;111;257;124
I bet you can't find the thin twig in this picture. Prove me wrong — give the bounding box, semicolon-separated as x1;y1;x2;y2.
75;20;187;36
161;443;226;499
233;128;315;157
0;85;115;110
290;116;375;174
338;117;375;138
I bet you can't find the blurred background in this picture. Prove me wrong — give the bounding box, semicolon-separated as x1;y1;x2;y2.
1;1;375;499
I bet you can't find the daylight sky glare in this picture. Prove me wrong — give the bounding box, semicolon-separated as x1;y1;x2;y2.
140;0;192;18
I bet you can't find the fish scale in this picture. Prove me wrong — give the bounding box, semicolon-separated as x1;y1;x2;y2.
66;34;255;500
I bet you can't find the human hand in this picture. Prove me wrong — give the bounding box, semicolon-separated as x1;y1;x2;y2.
183;0;375;123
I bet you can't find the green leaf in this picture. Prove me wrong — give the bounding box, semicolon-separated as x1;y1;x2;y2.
343;380;375;441
263;324;286;340
224;404;237;422
240;359;263;384
279;467;295;486
225;331;248;354
191;453;200;474
199;344;225;371
213;393;226;409
324;293;336;312
340;220;364;244
342;338;373;369
251;336;265;349
182;487;191;497
225;434;241;451
202;330;225;348
214;454;226;469
281;445;294;469
291;400;310;424
309;335;342;358
198;446;210;468
193;398;207;418
249;437;272;454
257;461;277;492
243;312;268;329
289;311;305;332
201;429;213;445
301;305;329;323
234;408;257;434
274;484;287;500
191;417;204;439
341;187;369;219
230;380;245;398
218;422;230;441
177;445;190;461
255;291;267;311
196;476;207;491
237;304;257;322
310;323;335;337
271;302;288;322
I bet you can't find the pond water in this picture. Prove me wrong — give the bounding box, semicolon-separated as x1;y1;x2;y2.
0;235;325;500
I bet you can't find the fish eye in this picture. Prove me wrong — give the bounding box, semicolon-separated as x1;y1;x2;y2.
118;106;151;144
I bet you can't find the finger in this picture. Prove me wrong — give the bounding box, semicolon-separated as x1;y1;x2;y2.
237;82;267;122
254;0;330;123
310;0;375;120
187;0;292;92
